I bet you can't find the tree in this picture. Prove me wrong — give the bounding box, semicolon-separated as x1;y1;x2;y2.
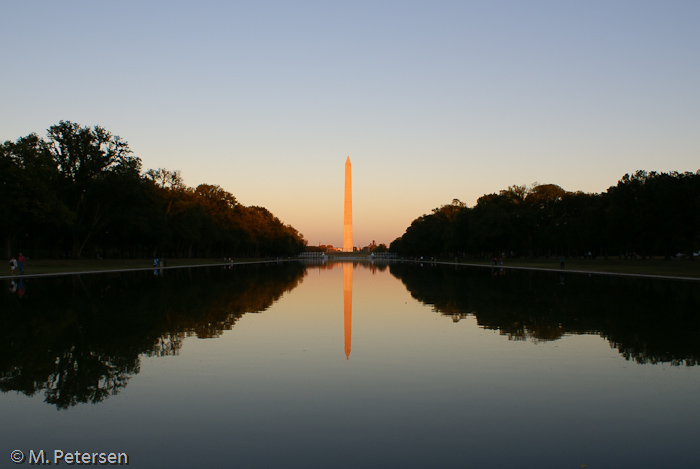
46;121;142;257
0;134;73;257
2;122;308;259
522;183;567;256
145;168;184;190
372;243;389;253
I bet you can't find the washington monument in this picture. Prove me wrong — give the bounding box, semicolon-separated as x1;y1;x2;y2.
343;156;353;252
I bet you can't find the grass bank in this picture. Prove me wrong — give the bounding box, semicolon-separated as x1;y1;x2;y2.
4;258;266;276
445;257;700;279
4;256;700;280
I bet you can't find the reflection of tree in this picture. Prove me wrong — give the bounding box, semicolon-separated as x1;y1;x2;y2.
44;348;139;409
0;315;143;410
390;263;700;365
0;262;306;409
148;333;185;358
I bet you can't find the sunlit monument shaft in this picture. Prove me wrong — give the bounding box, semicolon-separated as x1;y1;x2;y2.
343;156;353;252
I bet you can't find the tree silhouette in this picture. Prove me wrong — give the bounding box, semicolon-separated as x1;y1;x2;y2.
3;122;306;259
392;173;700;259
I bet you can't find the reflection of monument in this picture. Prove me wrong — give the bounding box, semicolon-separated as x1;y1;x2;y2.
343;156;353;252
343;262;352;360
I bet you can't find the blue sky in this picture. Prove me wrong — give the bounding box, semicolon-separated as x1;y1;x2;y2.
2;1;698;247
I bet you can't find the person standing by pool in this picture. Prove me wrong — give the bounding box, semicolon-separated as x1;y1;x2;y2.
18;253;25;274
9;257;17;275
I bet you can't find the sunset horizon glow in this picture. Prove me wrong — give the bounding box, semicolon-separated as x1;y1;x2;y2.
2;1;698;247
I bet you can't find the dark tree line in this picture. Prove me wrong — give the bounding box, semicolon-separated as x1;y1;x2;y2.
1;121;307;259
390;171;700;259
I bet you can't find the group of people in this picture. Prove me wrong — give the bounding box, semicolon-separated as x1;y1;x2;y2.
8;253;26;275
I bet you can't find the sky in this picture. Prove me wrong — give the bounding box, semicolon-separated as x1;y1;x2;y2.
2;1;699;247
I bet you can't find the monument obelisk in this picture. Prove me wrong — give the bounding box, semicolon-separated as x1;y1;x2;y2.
343;156;353;252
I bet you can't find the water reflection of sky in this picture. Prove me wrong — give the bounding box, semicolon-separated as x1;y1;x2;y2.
2;262;700;468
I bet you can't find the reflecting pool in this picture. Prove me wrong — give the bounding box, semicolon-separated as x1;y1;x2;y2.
2;261;699;468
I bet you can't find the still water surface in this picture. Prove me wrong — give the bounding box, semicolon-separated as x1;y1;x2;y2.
2;261;699;468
